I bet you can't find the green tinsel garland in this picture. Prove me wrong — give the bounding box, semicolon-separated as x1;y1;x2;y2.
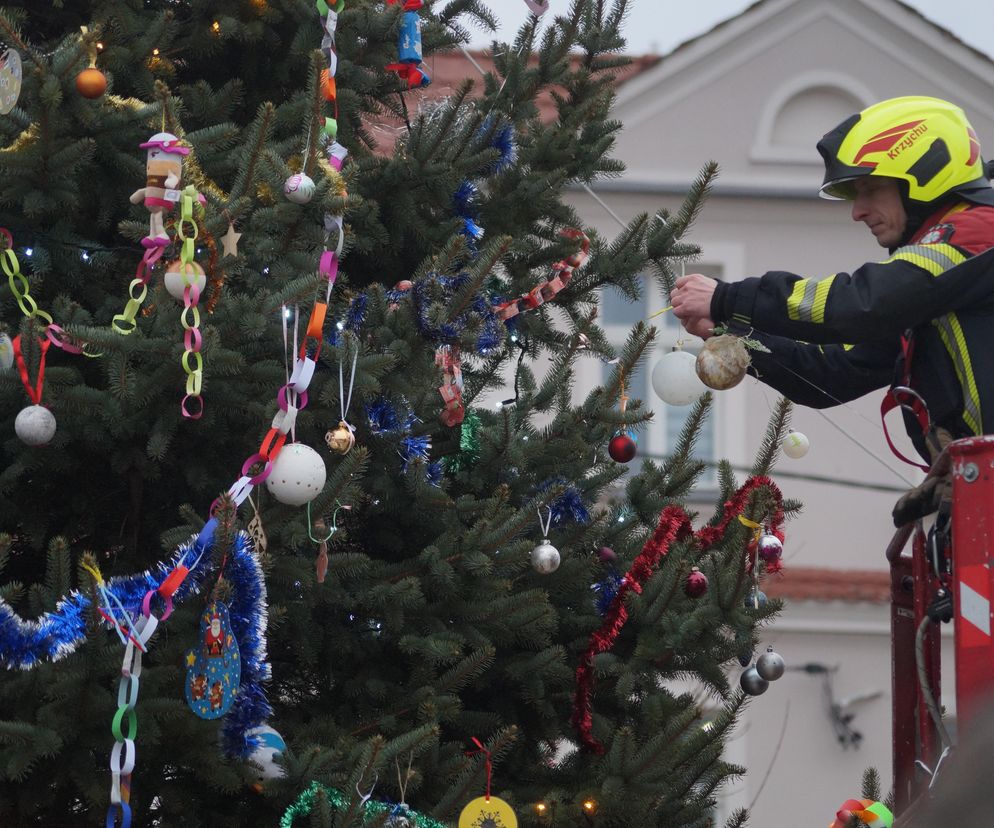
443;408;481;473
281;781;449;828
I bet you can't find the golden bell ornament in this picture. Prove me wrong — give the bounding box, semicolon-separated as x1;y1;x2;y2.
325;420;355;455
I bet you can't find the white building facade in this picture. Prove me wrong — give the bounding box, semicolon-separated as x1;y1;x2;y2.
567;0;994;821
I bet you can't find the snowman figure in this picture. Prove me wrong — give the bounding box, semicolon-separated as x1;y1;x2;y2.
130;132;190;247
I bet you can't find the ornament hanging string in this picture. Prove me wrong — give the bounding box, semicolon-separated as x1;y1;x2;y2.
12;334;50;404
571;475;784;753
282;304;300;443
537;505;553;539
339;344;358;429
465;737;493;801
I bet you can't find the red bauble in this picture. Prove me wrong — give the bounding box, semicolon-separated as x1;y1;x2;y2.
608;433;636;463
684;566;708;598
75;67;107;99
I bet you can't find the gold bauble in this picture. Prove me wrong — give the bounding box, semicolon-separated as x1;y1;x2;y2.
695;334;751;390
325;421;355;455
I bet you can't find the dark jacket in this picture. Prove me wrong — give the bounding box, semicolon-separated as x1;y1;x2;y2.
709;202;994;461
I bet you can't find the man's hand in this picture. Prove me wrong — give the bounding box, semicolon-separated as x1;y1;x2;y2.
671;273;718;339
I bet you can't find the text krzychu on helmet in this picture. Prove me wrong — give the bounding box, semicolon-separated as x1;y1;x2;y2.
816;95;994;207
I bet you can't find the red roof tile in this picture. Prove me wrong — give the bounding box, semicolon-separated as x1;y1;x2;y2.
366;49;660;150
764;566;891;604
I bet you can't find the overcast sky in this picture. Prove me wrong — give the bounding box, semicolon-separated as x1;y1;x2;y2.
467;0;993;59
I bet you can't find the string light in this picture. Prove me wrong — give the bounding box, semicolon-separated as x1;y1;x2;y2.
582;798;598;816
96;42;104;51
152;48;160;57
211;21;221;34
535;802;548;816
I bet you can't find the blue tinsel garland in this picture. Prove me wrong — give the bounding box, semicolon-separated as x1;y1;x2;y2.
0;523;272;759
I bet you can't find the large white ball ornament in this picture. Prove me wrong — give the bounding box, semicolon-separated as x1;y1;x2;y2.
265;443;327;506
531;539;561;574
651;349;707;406
245;724;287;790
283;173;316;205
163;260;207;302
15;405;56;446
782;431;809;459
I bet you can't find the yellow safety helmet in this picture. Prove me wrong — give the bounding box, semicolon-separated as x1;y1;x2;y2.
816;96;993;205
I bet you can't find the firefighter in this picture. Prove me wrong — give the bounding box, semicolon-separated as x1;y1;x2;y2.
671;96;994;512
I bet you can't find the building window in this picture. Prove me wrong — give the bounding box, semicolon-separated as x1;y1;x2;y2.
599;266;722;485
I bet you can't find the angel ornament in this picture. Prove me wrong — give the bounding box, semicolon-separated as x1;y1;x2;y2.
130;132;190;247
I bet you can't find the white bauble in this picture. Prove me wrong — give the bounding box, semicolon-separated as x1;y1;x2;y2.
283;173;316;204
245;724;287;786
782;431;810;459
15;405;56;446
531;539;561;574
651;349;707;406
0;333;12;370
265;443;326;506
163;261;207;302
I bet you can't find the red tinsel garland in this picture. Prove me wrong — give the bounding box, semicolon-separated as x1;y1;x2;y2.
570;475;784;753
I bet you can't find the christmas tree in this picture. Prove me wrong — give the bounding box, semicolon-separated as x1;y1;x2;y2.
0;1;795;825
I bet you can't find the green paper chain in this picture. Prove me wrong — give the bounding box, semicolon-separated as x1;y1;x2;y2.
281;781;448;828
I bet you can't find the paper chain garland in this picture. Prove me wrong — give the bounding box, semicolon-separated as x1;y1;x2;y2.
281;781;447;828
493;229;590;321
570;475;784;754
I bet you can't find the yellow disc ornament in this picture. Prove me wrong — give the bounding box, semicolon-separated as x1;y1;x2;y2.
458;796;517;828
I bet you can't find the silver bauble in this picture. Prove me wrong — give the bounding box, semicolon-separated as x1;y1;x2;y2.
15;404;56;446
531;539;561;574
756;646;785;681
739;666;769;696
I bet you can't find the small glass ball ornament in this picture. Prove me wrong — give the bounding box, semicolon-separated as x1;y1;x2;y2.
756;645;785;681
608;431;637;463
782;431;809;459
651;348;707;406
325;420;355;455
15;404;56;446
684;566;708;598
531;539;561;574
283;172;316;204
596;546;616;563
757;533;783;564
265;443;327;506
743;587;768;609
695;334;751;390
75;67;107;99
163;260;207;301
739;665;769;696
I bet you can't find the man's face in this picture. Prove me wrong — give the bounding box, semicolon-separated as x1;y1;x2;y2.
851;176;907;248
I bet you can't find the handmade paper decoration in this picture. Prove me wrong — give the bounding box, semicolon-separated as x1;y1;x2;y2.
185;601;242;719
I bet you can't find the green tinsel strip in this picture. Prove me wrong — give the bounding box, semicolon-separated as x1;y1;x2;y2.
443;408;481;473
281;781;449;828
